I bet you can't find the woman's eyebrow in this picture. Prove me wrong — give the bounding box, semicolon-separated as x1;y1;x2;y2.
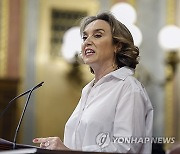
82;28;105;35
93;29;105;32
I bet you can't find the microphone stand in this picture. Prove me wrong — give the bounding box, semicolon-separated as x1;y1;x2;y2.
12;88;33;149
12;82;44;149
0;90;31;118
0;81;44;118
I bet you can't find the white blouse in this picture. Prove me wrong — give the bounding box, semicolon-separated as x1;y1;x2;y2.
64;67;153;153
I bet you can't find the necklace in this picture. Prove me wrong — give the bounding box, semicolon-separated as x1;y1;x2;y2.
92;80;96;87
92;66;119;87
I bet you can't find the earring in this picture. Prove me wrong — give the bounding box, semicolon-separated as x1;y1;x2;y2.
112;52;118;70
112;52;116;69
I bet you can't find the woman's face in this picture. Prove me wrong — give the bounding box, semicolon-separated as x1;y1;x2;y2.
81;19;116;70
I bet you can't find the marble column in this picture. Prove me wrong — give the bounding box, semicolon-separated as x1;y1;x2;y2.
136;0;166;137
22;0;39;145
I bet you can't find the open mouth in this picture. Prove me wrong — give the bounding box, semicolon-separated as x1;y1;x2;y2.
85;49;95;56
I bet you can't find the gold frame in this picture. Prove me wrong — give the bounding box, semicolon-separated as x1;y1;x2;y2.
0;0;9;77
37;0;99;61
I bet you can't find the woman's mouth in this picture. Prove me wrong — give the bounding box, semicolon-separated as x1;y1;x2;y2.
85;49;95;56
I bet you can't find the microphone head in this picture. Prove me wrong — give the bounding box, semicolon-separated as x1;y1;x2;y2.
33;81;44;90
39;81;44;86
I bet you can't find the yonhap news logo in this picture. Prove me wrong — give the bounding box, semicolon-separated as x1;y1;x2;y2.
96;132;111;148
112;136;175;144
96;132;175;148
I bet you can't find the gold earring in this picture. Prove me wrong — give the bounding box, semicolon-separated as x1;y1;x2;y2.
112;52;118;70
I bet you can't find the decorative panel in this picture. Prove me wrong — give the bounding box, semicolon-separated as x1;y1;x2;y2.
50;9;87;57
0;0;9;77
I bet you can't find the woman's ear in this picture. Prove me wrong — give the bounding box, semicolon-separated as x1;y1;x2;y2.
114;43;122;53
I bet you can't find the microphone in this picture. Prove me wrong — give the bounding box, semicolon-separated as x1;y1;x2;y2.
12;81;44;149
0;81;44;118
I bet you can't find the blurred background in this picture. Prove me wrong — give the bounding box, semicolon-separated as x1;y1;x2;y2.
0;0;180;153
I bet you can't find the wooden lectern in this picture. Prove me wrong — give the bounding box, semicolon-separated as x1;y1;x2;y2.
0;138;115;154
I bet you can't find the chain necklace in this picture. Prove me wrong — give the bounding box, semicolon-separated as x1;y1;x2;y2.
92;66;119;87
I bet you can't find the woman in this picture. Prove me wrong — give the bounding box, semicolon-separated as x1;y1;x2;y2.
33;12;153;153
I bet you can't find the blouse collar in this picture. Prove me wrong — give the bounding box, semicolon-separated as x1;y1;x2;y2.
86;66;135;89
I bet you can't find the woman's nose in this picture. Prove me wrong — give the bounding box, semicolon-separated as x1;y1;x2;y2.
83;36;93;46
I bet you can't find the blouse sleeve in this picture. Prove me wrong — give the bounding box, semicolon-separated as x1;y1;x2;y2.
112;89;147;153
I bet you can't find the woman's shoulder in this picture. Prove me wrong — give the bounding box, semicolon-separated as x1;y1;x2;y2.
123;75;146;92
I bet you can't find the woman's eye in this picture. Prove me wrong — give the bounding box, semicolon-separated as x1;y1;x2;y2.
94;34;102;38
82;36;87;41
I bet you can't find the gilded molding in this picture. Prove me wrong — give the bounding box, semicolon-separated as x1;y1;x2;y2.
165;64;175;150
0;0;9;77
165;0;176;149
127;0;136;7
167;0;175;24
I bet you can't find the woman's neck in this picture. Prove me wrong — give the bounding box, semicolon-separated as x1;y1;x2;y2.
93;64;117;83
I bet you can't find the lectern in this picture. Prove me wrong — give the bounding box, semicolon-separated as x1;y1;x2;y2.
0;138;117;154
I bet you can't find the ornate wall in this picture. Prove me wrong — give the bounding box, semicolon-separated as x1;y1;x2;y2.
0;0;179;150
